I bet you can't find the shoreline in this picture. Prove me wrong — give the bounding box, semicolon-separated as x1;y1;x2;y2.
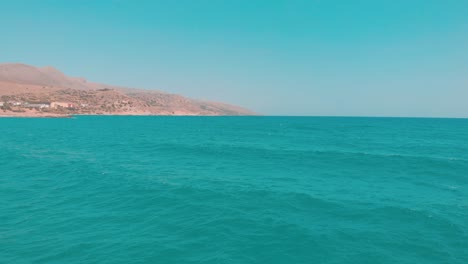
0;113;72;118
0;112;257;118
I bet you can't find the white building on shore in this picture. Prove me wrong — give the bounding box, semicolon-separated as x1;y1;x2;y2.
51;102;76;109
8;101;22;106
24;102;50;109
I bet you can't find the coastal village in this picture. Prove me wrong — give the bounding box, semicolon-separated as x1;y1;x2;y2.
0;92;134;115
0;101;78;110
0;86;140;116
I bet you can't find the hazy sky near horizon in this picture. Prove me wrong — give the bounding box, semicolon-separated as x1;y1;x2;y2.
1;0;468;117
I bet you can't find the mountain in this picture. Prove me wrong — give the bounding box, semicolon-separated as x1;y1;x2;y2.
0;63;254;117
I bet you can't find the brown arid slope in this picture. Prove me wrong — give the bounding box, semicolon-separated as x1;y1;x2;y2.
0;63;254;117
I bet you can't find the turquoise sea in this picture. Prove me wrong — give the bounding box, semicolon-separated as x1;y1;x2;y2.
1;116;467;263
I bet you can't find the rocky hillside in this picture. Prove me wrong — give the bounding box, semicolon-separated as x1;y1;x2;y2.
0;63;254;116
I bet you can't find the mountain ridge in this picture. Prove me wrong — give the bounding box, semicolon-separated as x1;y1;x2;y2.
0;63;254;117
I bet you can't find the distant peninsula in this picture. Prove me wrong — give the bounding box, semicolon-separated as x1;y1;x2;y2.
0;63;254;117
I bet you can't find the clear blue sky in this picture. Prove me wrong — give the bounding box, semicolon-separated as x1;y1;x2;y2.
1;0;467;117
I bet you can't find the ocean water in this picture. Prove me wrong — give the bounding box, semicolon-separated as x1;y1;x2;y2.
1;116;467;264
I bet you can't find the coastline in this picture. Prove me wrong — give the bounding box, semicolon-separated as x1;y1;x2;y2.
0;112;257;118
0;112;72;118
